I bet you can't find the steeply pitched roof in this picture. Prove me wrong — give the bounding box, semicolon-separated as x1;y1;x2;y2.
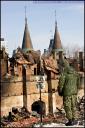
16;58;31;65
43;55;59;73
22;17;33;51
52;21;62;50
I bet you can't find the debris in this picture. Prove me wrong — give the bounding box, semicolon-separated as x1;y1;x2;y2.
56;107;65;114
18;106;30;118
1;98;84;128
31;111;40;118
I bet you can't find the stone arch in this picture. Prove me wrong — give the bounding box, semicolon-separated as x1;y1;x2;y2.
31;100;46;115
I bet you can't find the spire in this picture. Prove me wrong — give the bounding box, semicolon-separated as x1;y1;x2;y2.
52;10;62;51
22;6;33;52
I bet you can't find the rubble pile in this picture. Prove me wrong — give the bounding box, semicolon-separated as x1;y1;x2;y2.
4;117;39;127
1;97;84;127
76;96;85;125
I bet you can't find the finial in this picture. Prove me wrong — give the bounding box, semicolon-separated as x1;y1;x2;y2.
55;10;57;28
24;6;27;24
25;6;27;19
55;10;56;22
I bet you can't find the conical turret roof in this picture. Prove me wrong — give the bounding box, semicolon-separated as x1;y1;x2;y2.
52;21;62;51
22;17;33;52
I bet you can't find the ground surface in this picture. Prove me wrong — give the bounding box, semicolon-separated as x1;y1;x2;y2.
1;92;84;127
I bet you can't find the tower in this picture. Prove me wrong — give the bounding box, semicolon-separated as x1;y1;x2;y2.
52;11;63;59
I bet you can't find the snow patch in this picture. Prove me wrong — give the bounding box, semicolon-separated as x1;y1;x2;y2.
34;122;84;127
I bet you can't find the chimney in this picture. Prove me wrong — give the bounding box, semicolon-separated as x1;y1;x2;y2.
59;51;63;60
22;65;27;109
79;52;83;71
44;49;47;55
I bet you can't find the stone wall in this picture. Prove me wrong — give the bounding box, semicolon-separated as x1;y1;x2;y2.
1;76;62;117
1;96;23;116
1;77;23;97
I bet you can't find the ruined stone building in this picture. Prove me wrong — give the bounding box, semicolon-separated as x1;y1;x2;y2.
0;38;9;78
1;16;84;117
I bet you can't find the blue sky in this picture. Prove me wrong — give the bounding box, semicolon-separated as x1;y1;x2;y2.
1;1;84;57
